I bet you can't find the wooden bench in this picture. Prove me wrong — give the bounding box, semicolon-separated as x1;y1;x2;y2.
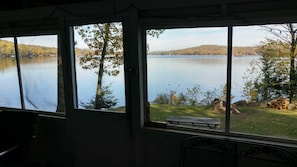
166;116;221;129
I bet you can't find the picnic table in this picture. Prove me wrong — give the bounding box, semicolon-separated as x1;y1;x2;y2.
166;116;221;129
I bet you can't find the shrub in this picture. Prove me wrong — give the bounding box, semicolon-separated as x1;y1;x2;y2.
153;93;170;104
80;85;118;109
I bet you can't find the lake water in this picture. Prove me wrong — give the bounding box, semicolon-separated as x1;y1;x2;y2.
0;55;259;111
147;55;258;104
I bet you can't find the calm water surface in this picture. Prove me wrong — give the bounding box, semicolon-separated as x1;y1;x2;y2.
0;55;259;111
147;55;258;103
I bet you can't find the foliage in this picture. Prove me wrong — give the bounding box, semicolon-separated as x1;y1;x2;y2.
152;84;222;106
76;23;123;74
201;88;221;105
220;84;234;101
77;25;165;109
243;24;297;103
185;84;200;106
146;29;165;38
75;23;123;109
146;29;165;51
243;39;292;102
242;80;259;103
176;93;187;106
0;39;57;57
153;93;170;105
148;45;257;56
80;85;118;109
0;39;90;57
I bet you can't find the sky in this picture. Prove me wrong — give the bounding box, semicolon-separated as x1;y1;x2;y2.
1;24;280;50
2;35;58;48
147;25;277;52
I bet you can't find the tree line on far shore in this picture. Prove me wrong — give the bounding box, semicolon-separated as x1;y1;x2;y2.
148;45;257;56
0;39;89;57
0;39;257;58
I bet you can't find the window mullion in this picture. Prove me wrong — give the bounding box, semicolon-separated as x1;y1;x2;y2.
14;37;25;109
225;26;233;133
59;20;77;112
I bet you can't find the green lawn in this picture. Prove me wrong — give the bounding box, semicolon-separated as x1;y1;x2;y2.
150;104;297;139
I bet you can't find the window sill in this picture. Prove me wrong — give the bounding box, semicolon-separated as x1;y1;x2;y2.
143;122;297;148
39;112;66;120
0;107;66;119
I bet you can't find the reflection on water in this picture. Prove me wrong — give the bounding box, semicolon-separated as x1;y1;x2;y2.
0;57;21;108
0;57;57;111
0;55;259;111
148;55;259;103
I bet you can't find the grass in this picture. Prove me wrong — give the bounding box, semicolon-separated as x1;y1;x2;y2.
149;104;297;139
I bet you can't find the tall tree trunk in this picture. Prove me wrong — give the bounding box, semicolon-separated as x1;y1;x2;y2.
95;56;105;109
94;23;110;109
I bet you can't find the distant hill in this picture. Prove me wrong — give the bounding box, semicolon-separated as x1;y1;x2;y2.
148;45;258;56
0;39;90;57
0;39;59;57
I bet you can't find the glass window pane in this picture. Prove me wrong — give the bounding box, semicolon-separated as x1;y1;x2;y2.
74;22;125;113
147;27;227;130
18;35;58;112
0;38;21;108
231;23;297;140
